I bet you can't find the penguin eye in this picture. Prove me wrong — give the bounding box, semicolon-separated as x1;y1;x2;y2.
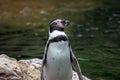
61;21;66;25
53;22;57;25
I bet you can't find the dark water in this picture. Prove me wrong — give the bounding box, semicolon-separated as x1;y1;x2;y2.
0;0;120;80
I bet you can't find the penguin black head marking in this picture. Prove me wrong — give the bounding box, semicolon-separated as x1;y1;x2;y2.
49;19;70;33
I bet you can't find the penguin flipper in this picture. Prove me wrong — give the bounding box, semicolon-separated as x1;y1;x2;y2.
41;40;49;80
70;47;83;80
41;48;48;80
41;69;44;80
41;53;47;80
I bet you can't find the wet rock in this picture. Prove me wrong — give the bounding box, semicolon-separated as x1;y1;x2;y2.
0;54;90;80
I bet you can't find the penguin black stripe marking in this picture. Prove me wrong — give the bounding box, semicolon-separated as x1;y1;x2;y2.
49;35;67;43
70;51;73;62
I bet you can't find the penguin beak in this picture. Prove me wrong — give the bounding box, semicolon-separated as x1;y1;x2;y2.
66;20;70;26
61;20;70;27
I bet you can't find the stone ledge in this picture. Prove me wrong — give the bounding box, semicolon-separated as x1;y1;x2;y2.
0;54;91;80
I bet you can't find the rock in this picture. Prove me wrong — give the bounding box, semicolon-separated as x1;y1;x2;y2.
72;71;90;80
0;54;23;80
19;58;42;80
0;54;91;80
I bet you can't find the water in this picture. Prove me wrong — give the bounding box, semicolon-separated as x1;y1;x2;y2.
0;0;120;80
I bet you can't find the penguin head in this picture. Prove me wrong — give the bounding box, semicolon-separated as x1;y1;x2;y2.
49;19;70;33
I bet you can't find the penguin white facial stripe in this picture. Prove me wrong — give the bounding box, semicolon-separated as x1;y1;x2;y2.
49;30;67;39
50;19;62;24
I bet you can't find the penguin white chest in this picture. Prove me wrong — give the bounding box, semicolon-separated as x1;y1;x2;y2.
45;41;72;80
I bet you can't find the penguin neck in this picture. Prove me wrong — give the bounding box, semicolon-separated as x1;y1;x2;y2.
50;26;64;33
49;30;67;40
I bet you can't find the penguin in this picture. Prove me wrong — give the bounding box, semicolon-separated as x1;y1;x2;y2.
41;19;83;80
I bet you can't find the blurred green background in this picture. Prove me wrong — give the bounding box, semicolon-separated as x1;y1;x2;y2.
0;0;120;80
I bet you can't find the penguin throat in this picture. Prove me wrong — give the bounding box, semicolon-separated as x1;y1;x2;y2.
50;26;64;33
